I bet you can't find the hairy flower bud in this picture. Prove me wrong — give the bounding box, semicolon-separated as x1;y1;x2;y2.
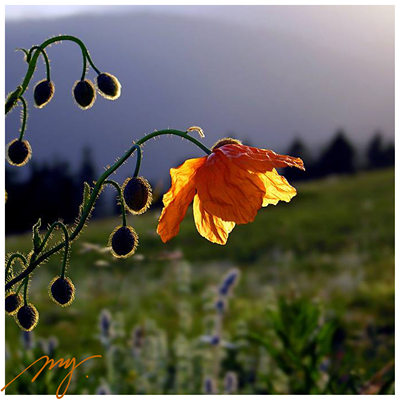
73;79;96;110
5;292;22;315
96;72;121;100
122;177;152;215
15;303;39;331
109;225;138;258
7;139;32;167
212;137;242;150
33;79;55;108
49;276;75;307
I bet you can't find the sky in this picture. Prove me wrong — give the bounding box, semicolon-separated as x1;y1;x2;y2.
5;5;394;184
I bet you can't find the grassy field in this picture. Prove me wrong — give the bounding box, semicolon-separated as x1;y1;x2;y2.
5;168;394;394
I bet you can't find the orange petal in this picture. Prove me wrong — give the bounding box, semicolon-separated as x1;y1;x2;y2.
196;152;265;224
257;169;297;206
215;144;305;173
157;157;206;242
193;194;235;245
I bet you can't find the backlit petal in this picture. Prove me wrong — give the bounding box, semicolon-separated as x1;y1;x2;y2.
157;157;206;242
193;194;235;245
215;144;305;173
257;169;297;206
196;151;265;224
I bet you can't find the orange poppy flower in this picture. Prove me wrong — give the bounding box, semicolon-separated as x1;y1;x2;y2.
157;138;305;245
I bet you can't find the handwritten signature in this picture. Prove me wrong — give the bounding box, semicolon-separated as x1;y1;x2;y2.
1;354;102;398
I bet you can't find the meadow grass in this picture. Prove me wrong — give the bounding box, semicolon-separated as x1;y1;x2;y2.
5;168;394;394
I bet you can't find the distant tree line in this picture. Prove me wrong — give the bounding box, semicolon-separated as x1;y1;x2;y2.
5;130;394;234
6;147;99;234
283;129;394;182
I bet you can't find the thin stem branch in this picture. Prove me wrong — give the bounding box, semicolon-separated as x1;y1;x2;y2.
18;97;28;141
16;278;26;295
5;254;27;283
37;221;69;254
23;277;29;305
133;144;142;177
28;46;51;81
104;180;127;227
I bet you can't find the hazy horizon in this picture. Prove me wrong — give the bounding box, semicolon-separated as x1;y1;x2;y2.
5;5;394;183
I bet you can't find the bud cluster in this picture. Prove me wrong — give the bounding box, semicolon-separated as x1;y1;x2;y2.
108;176;153;259
6;36;122;172
6;271;76;331
73;73;121;110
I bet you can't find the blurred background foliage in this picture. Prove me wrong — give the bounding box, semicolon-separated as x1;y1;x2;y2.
5;166;394;394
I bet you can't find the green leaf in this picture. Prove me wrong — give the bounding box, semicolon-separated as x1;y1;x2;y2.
82;182;91;207
78;182;92;217
32;218;42;251
5;86;22;114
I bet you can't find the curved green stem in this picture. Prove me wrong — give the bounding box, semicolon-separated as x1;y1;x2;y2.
28;46;51;81
18;97;28;141
36;221;69;279
16;277;27;295
136;129;211;155
37;221;69;253
5;254;27;282
23;277;29;305
5;129;211;291
9;35;101;106
104;180;127;227
16;48;30;60
133;144;142;177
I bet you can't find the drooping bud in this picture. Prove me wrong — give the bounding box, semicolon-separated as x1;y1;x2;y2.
5;292;22;315
49;276;75;307
72;79;96;110
15;303;39;331
212;137;242;150
33;79;55;108
7;139;32;167
96;72;121;100
109;225;138;258
122;177;152;215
